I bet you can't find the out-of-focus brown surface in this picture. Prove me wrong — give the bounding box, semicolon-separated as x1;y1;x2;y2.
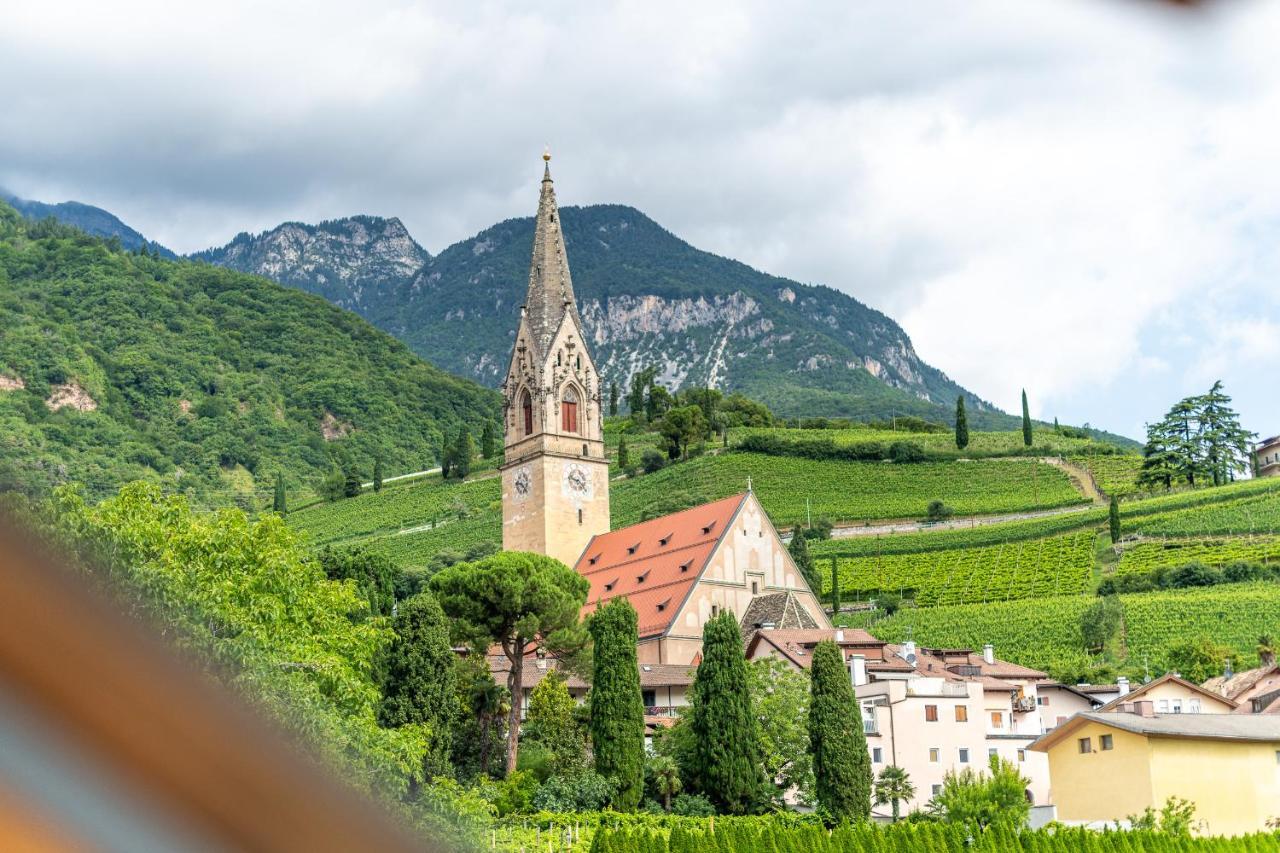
0;517;434;853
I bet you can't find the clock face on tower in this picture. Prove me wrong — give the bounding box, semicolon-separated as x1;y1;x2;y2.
513;466;532;501
562;462;592;499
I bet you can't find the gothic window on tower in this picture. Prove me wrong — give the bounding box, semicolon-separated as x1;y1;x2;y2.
521;389;533;437
562;387;579;433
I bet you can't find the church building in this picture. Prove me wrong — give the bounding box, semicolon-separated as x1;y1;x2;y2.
500;155;829;664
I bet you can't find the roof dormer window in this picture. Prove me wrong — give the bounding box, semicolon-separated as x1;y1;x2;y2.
659;532;673;547
587;553;601;566
636;569;650;584
656;598;670;612
627;542;640;555
701;521;717;535
604;578;617;592
679;560;692;573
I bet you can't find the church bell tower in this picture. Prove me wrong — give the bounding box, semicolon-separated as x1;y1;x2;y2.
499;153;611;566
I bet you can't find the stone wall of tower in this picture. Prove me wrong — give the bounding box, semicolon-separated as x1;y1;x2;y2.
499;158;611;567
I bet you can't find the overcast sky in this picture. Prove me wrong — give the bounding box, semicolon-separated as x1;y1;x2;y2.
3;0;1277;440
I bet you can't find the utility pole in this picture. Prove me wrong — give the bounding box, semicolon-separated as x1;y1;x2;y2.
806;496;812;529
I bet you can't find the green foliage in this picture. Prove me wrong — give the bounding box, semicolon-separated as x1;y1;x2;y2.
373;456;384;492
446;426;475;480
925;500;953;522
808;641;871;822
645;756;683;813
481;420;497;459
1109;494;1120;543
1140;382;1255;489
273;471;287;514
451;654;508;782
658;405;708;460
746;658;814;806
524;670;588;778
318;546;399;617
1165;635;1238;683
378;592;458;779
532;772;615;812
617;436;629;470
343;470;363;498
1127;796;1197;837
1080;596;1124;654
1021;389;1032;447
430;551;589;774
0;204;497;507
588;598;646;811
641;449;667;474
787;530;819;594
609;383;619;417
931;755;1030;829
684;612;766;815
954;396;969;451
874;766;916;822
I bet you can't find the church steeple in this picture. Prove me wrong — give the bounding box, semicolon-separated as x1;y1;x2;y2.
522;152;581;355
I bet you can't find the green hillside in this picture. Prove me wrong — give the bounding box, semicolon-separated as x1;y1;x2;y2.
0;202;499;506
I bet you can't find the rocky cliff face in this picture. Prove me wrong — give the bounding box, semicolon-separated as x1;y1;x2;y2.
193;216;428;313
196;204;1008;426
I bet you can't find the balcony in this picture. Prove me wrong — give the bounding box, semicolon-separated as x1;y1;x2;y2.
1012;696;1037;713
645;705;680;718
905;682;969;698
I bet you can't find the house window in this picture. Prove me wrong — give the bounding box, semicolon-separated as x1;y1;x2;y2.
751;581;759;595
642;689;656;707
990;711;1004;729
578;508;583;524
1189;699;1201;713
711;605;719;618
1017;749;1026;762
1078;737;1092;754
929;748;940;763
1037;696;1049;706
1275;750;1280;765
1170;700;1182;714
1100;734;1113;751
872;747;883;763
958;748;970;764
561;387;579;433
1157;700;1169;713
931;784;942;797
925;705;939;722
521;390;533;436
988;748;998;759
955;705;968;722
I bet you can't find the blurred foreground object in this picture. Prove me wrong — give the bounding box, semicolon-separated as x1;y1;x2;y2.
0;517;431;853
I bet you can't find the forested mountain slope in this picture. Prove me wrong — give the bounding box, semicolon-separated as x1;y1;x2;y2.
0;202;499;506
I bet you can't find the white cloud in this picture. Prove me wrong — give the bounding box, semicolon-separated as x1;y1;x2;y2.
1;0;1277;437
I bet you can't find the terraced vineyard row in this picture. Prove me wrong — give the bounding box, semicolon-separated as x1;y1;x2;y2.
862;583;1280;677
289;475;501;545
824;531;1096;606
1067;453;1144;497
1128;490;1280;537
611;452;1085;528
1116;535;1280;575
737;426;1112;456
810;509;1106;558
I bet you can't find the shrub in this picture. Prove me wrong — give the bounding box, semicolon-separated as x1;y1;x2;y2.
889;441;927;464
641;449;667;474
670;793;716;816
1164;561;1223;589
925;500;954;522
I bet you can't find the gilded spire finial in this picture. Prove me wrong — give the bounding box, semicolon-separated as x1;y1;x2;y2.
543;144;551;162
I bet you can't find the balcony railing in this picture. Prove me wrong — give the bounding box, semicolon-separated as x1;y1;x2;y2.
1012;696;1037;713
905;682;969;698
645;705;680;717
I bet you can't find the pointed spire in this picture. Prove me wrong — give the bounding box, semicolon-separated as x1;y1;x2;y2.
522;151;580;354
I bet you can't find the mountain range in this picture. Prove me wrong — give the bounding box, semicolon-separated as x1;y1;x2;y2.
193;204;1016;428
1;190;176;257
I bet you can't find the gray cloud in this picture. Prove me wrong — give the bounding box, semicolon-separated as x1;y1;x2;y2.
2;0;1277;438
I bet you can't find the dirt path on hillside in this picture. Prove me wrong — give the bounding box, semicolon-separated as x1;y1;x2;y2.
1043;456;1105;502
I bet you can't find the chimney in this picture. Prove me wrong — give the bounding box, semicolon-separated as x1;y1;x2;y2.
1224;659;1234;679
536;647;547;670
836;629;845;643
982;644;995;665
902;640;916;661
849;653;868;688
1117;676;1130;696
760;621;776;631
1135;700;1155;717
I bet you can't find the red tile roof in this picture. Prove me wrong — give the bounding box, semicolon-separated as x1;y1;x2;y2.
575;494;748;638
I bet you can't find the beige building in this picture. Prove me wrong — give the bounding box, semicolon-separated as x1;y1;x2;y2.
499;154;611;567
1256;435;1280;478
1094;673;1236;715
1203;655;1280;714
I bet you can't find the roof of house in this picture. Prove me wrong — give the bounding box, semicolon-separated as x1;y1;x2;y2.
485;656;696;692
1095;672;1237;712
1030;711;1280;752
745;627;914;672
885;644;1049;682
575;493;748;638
1203;664;1280;702
1039;682;1108;706
738;591;820;640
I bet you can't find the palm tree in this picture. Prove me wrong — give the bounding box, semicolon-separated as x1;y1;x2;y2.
874;765;916;822
648;755;682;812
1258;635;1276;668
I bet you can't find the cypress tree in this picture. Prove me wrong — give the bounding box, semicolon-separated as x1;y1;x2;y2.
373;456;384;492
481;420;496;459
452;427;474;479
954;396;969;450
809;641;872;822
788;529;819;594
609;382;619;417
1021;389;1033;447
1108;494;1121;544
378;592;458;779
618;436;629;470
272;471;287;514
686;611;766;814
830;556;841;614
588;598;646;810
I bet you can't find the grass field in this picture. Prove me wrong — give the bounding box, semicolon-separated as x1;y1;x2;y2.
856;582;1280;679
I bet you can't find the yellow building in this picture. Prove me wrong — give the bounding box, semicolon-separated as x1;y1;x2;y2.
1030;710;1280;835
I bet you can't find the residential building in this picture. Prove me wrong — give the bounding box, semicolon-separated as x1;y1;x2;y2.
1094;673;1236;715
1029;709;1280;835
1202;656;1280;714
496;157;828;665
1032;682;1106;730
1256;435;1280;478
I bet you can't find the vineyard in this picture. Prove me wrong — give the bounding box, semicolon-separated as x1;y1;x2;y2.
822;532;1097;606
1116;536;1280;575
860;583;1280;678
1128;490;1280;537
1068;453;1144;497
610;452;1086;528
737;426;1117;456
